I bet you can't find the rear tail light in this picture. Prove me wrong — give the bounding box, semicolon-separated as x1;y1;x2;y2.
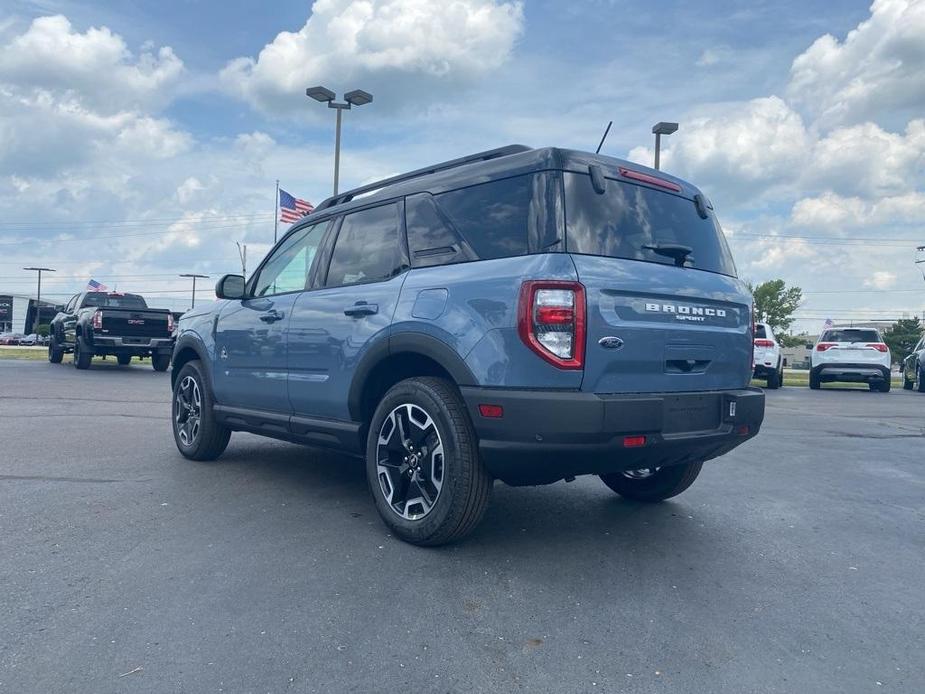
518;280;586;369
92;310;103;330
866;343;888;352
816;342;837;351
754;339;774;348
167;313;175;333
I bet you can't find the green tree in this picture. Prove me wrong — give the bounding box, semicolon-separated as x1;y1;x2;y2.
747;279;803;335
778;332;811;348
36;323;50;337
882;317;922;364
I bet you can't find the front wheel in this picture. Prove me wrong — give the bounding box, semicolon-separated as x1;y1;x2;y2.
599;462;703;502
117;354;131;366
809;371;821;390
152;353;170;372
366;377;492;546
917;368;925;393
766;365;781;389
48;336;64;363
172;360;230;460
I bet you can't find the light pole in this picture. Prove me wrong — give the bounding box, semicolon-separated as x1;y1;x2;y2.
23;266;55;334
306;86;374;195
651;121;678;170
179;273;209;310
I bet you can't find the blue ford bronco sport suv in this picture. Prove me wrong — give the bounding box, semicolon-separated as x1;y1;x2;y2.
170;145;764;545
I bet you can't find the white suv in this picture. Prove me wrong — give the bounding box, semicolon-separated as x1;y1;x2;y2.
753;322;783;389
810;327;892;392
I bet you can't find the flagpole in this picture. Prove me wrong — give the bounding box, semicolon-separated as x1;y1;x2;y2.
273;179;279;244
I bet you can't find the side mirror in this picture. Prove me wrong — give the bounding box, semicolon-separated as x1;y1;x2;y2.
216;274;246;300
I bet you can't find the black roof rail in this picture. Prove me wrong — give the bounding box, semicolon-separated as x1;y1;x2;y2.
312;144;532;212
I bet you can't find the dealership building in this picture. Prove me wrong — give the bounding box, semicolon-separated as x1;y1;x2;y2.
0;294;59;334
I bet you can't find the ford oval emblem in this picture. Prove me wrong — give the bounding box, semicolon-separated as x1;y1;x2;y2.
598;336;624;350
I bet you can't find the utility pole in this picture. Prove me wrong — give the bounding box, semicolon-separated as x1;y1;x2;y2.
179;273;209;310
23;266;55;334
236;242;247;277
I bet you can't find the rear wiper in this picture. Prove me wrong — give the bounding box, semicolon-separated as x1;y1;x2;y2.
642;242;694;267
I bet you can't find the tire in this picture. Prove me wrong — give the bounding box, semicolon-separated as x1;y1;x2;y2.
366;376;492;546
73;336;92;370
48;336;63;364
766;366;780;389
809;370;821;390
904;371;914;390
117;354;131;366
172;360;230;461
599;461;703;502
917;368;925;393
879;380;891;393
152;353;170;372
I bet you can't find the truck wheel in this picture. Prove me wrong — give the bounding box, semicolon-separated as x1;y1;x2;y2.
117;354;131;366
917;368;925;393
599;462;703;502
73;336;92;370
766;366;781;389
172;360;230;460
366;377;492;546
152;353;170;372
809;370;821;390
48;336;64;364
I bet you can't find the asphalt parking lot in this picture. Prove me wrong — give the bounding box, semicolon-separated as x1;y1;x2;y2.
1;360;922;693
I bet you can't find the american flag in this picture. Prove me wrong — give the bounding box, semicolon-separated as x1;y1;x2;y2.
87;279;108;292
279;189;313;223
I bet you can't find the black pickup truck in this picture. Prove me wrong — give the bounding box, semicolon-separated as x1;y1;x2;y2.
48;292;175;371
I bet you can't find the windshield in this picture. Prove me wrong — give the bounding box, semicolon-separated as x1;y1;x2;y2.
821;329;880;343
82;294;148;309
564;173;737;276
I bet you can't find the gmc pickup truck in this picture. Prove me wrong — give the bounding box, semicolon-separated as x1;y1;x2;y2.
48;291;175;370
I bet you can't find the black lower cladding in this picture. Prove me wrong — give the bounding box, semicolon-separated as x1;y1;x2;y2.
460;386;765;485
812;363;890;383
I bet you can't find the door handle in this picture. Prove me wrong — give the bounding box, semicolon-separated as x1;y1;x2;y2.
344;301;378;317
259;310;284;323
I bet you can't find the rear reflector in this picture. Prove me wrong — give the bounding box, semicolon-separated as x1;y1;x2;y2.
478;404;504;418
736;424;750;436
618;167;682;192
866;343;888;352
622;435;646;448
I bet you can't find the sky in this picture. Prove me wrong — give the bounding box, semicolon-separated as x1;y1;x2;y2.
0;0;923;332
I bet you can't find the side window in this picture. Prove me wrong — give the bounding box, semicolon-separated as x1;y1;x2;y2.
66;295;79;312
433;174;550;261
253;222;328;297
405;194;476;268
325;203;403;287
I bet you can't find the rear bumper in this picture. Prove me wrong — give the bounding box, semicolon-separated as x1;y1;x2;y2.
90;335;174;354
812;363;890;383
460;387;765;486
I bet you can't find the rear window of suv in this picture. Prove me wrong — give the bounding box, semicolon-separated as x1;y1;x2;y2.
821;329;880;343
563;172;737;277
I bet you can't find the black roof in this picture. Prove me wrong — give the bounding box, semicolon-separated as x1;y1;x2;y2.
303;144;701;222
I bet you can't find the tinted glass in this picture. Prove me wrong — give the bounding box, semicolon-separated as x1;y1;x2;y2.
405;194;476;268
822;329;880;343
754;325;767;339
82;294;147;308
254;222;327;296
326;203;403;287
564;173;737;276
435;175;538;260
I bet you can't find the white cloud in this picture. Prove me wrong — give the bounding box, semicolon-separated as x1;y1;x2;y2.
791;191;925;228
787;0;925;127
0;15;183;114
220;0;524;113
865;271;897;289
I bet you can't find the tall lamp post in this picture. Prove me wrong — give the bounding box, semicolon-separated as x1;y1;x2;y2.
651;121;679;170
179;273;209;310
306;86;374;195
23;266;55;334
